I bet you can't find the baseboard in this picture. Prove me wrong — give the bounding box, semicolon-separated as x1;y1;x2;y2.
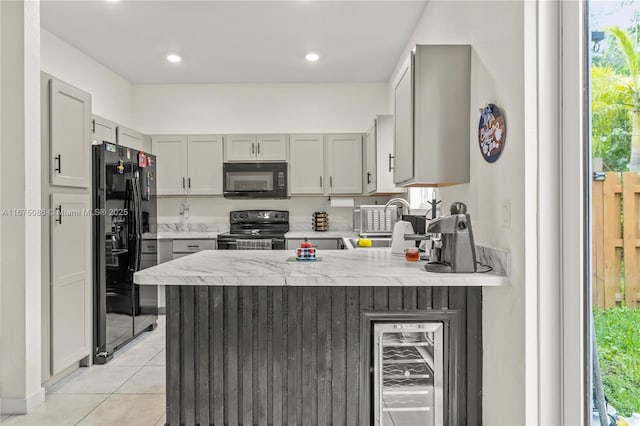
1;387;45;415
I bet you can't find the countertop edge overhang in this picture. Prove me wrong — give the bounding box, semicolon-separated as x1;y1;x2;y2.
134;250;510;287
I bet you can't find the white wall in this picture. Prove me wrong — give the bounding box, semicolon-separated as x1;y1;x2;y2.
1;0;44;414
40;29;134;128
133;83;389;134
134;82;389;220
387;2;526;424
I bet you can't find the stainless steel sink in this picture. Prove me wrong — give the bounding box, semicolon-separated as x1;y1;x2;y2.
344;238;393;248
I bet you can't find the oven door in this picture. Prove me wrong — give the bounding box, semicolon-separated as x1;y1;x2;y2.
217;237;285;250
223;162;288;199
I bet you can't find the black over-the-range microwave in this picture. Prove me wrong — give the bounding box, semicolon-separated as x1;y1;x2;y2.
223;162;288;199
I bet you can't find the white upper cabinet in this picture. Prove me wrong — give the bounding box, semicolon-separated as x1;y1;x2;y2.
152;135;223;196
117;125;145;152
365;115;405;195
224;135;256;161
49;78;91;188
224;134;288;162
290;134;363;196
256;134;288;161
327;134;363;194
92;115;116;145
289;135;325;195
152;135;188;195
187;135;223;195
394;44;471;187
393;54;415;186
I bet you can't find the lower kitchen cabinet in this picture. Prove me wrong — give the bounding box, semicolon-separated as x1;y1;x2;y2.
154;239;216;310
286;238;345;250
172;239;216;260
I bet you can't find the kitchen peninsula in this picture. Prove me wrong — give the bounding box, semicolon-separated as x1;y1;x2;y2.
134;249;508;425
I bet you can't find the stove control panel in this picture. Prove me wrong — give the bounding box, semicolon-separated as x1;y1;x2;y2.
229;210;289;224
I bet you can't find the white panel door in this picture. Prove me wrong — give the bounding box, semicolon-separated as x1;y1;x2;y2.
117;126;144;152
152;135;188;195
50;78;91;188
327;134;363;194
187;135;223;195
224;135;257;161
365;123;377;194
92;115;116;145
256;135;288;161
50;193;91;374
375;115;405;194
393;53;415;185
289;135;325;195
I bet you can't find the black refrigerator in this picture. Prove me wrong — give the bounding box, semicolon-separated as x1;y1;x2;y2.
92;142;158;364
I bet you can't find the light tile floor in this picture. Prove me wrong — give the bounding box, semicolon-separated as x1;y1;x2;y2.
1;316;167;426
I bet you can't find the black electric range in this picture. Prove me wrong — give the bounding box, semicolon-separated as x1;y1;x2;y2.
216;210;289;250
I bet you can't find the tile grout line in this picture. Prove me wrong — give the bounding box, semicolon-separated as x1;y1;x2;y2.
73;363;148;426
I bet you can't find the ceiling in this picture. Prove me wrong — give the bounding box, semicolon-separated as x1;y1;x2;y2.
40;0;427;84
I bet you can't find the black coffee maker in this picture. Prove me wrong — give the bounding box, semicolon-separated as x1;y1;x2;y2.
425;202;476;273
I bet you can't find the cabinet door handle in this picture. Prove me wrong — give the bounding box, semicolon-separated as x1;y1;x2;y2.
182;177;185;190
367;172;372;184
187;245;200;249
330;176;333;187
320;176;323;187
92;119;96;133
54;155;62;173
388;154;394;171
257;143;260;154
252;143;255;154
188;177;191;189
55;205;62;224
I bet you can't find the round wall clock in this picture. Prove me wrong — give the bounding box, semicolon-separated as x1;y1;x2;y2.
478;103;506;163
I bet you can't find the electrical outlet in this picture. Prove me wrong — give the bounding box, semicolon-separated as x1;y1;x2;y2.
502;200;511;228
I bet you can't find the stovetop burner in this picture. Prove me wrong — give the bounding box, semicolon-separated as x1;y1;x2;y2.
222;209;290;238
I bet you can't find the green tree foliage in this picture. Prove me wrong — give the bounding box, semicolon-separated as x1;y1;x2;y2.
592;65;632;171
591;26;640;171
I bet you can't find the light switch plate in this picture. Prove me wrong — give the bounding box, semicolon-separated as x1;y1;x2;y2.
502;200;511;228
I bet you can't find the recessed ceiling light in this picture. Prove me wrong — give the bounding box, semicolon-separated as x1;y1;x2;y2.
166;54;182;63
305;52;320;62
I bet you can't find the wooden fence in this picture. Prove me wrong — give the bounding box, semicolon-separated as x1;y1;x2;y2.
592;171;640;308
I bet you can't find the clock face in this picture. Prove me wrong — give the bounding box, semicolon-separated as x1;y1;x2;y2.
478;103;506;164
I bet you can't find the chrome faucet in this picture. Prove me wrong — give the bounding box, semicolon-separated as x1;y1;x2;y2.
384;198;411;220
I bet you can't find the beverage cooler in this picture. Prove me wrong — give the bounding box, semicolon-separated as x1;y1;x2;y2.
373;322;444;426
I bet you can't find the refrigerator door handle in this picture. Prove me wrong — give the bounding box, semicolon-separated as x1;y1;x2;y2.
133;177;143;272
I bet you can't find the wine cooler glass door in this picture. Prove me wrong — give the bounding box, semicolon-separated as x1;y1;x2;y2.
374;322;444;426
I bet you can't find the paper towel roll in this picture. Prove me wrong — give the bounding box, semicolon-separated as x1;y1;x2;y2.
329;198;355;208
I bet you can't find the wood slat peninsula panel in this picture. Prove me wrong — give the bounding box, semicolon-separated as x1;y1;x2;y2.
165;285;482;426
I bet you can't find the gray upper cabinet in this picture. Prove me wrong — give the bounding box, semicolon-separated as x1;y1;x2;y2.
152;135;189;195
393;45;471;186
152;135;223;196
326;134;363;194
49;78;91;188
365;115;405;195
187;135;223;195
289;135;325;195
117;125;145;152
224;134;287;162
393;54;414;186
92;114;116;145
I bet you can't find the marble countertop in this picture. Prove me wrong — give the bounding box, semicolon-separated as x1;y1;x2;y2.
284;231;359;239
134;249;509;287
143;232;220;240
